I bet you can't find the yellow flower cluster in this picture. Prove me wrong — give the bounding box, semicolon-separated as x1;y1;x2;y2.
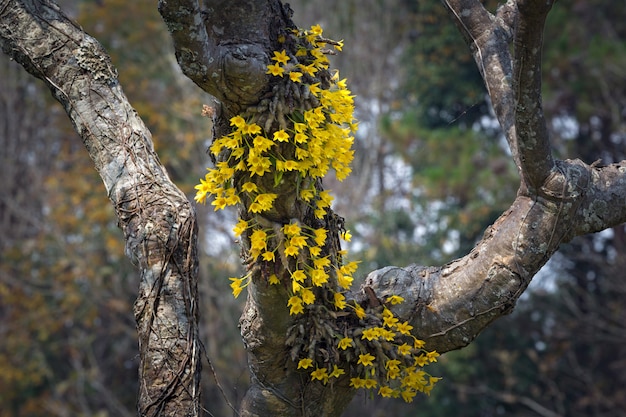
194;24;438;402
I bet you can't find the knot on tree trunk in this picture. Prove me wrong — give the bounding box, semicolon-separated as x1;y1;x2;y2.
534;159;591;216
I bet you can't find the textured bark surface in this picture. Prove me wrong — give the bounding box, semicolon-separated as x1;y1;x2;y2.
3;1;626;417
0;2;201;416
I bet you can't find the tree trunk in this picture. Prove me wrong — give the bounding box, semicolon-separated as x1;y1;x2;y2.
0;2;201;416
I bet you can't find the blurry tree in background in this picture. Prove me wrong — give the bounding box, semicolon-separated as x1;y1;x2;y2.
1;0;626;416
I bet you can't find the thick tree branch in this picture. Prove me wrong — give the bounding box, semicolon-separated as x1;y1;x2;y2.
514;0;555;190
159;0;293;118
157;0;217;92
0;1;201;416
569;162;626;237
443;0;521;171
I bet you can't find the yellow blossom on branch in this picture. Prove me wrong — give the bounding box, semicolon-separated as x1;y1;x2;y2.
349;377;366;389
298;358;313;369
357;353;376;367
266;62;285;77
310;367;329;383
289;71;303;83
333;292;346;310
288;296;304;315
338;337;353;350
271;49;290;64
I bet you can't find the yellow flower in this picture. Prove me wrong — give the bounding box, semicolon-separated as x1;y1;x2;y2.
273;129;290;142
242;122;262;135
426;350;440;363
291;269;306;282
340;230;352;241
337;271;353;289
383;310;399;328
313;256;330;269
229;115;246;129
310;367;329;382
268;274;280;285
338;337;353;350
361;328;380;341
309;246;321;257
288;296;304;315
349;377;366;389
318;190;333;207
398;343;412;356
386;295;405;305
301;288;315;305
282;222;301;236
329;365;345;378
395;321;413;335
414;356;428;367
363;379;378;389
298;358;313;369
310;24;323;36
232;219;248;237
284;245;299;257
289;71;303;83
311;268;329;286
252;135;274;152
290;235;307;249
387;367;401;380
378;386;394;398
401;389;416;403
314;208;327;219
380;328;396;341
271;49;290;64
247;155;272;177
413;338;426;349
298;63;318;76
334;39;344;52
229;277;248;298
313;228;328;246
341;261;359;274
294;132;308;144
334;292;346;310
357;353;375;367
241;182;257;193
385;359;401;371
253;193;278;211
354;304;366;320
300;188;315;202
250;229;268;251
261;251;275;262
283;160;299;171
309;83;322;96
266;63;285;77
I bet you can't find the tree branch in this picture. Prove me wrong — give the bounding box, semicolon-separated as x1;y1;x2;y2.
514;0;556;190
0;1;201;416
159;0;293;118
442;0;521;171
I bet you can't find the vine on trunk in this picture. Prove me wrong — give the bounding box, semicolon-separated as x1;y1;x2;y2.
194;25;439;402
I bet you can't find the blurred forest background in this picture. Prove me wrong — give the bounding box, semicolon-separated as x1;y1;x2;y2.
1;0;625;416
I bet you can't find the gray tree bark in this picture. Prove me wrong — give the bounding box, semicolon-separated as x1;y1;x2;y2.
0;2;201;416
3;1;626;417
